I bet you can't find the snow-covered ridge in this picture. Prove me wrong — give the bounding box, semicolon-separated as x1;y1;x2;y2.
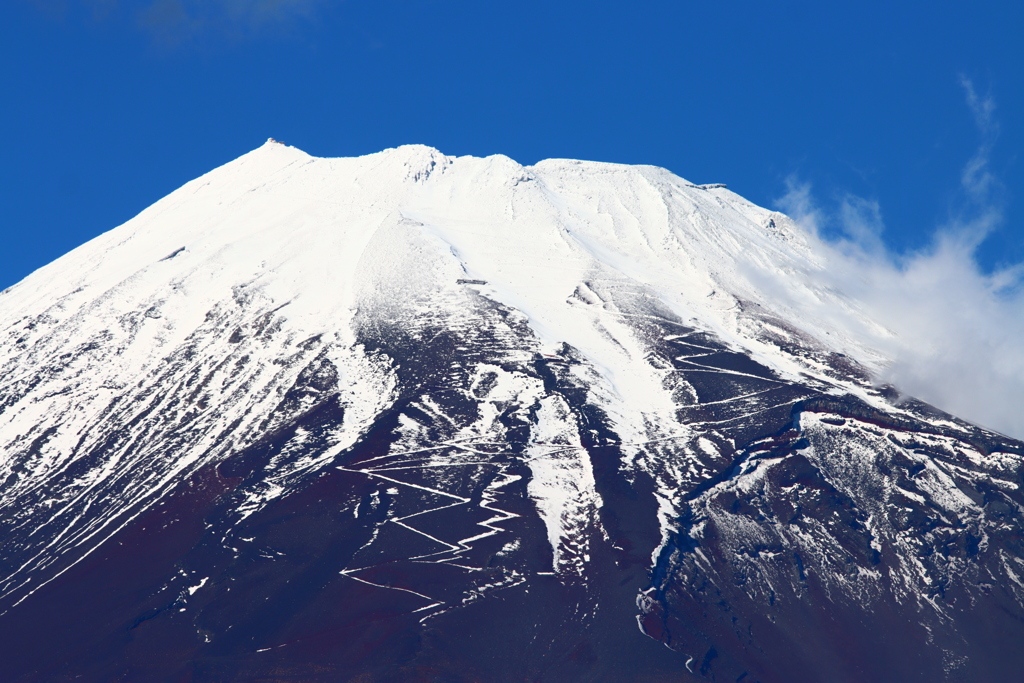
1;139;885;385
0;140;916;609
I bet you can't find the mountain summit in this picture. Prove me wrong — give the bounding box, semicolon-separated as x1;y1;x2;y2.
1;143;1023;682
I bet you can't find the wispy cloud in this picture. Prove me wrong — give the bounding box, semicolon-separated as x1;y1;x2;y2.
28;0;326;43
27;0;117;21
774;79;1024;438
140;0;323;43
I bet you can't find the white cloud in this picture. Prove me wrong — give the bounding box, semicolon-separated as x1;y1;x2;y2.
774;80;1024;439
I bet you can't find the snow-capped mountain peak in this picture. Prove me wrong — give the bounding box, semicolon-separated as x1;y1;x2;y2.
1;144;1022;682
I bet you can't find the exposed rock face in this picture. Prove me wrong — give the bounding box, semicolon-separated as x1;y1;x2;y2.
1;142;1022;682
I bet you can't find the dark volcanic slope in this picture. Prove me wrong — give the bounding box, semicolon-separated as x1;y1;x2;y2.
2;143;1023;682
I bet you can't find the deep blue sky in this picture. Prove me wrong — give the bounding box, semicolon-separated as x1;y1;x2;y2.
2;0;1021;291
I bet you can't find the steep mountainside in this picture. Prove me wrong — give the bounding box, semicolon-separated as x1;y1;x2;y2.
1;141;1023;682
